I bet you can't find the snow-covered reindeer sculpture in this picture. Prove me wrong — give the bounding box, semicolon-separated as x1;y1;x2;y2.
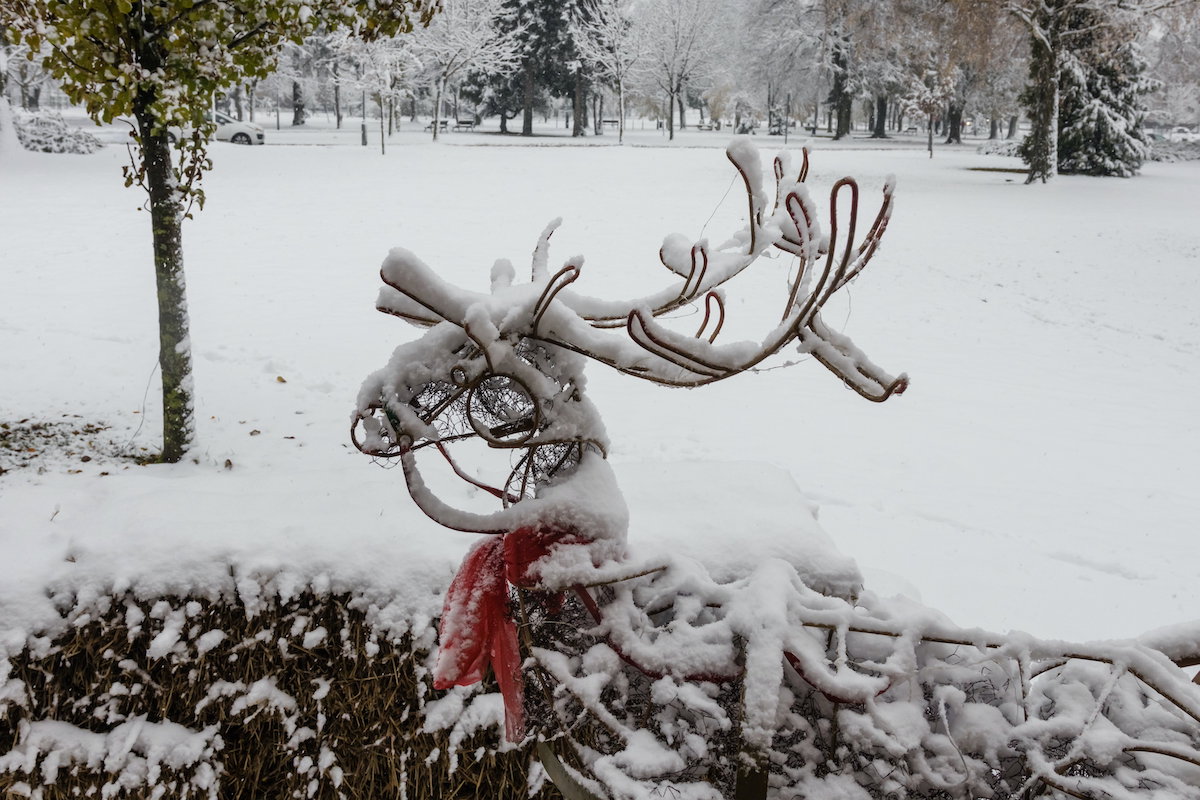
354;141;1200;800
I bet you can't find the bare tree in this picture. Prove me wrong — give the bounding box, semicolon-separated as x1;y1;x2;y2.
731;0;823;135
335;33;420;153
409;0;521;141
572;0;643;144
3;39;52;110
1145;3;1200;127
634;0;722;139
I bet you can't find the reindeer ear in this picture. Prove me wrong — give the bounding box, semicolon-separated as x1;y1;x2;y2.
491;259;515;292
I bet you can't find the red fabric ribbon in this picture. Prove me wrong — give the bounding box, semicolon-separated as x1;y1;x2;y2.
432;525;575;742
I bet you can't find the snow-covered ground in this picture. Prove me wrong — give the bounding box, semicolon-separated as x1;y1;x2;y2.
2;118;1198;647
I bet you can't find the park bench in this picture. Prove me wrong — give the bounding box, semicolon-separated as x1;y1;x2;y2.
424;120;448;132
452;119;477;131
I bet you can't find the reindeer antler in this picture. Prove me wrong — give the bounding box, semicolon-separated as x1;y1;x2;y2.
354;139;905;535
519;141;907;399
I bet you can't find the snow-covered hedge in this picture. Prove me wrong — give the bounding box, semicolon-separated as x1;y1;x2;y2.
12;111;102;155
0;582;543;800
4;558;1198;800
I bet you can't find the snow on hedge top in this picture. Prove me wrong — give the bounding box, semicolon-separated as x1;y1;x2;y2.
0;457;857;650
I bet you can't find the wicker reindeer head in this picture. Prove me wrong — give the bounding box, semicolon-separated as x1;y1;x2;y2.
352;140;907;540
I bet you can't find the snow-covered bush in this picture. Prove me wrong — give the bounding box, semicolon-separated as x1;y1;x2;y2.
977;139;1023;157
1149;139;1200;162
12;111;101;155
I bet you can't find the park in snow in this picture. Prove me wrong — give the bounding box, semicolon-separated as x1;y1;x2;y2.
2;122;1199;650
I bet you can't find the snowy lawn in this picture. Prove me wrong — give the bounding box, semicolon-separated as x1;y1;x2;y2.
2;123;1199;645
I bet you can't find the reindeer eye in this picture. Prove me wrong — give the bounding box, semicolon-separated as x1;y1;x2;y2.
466;374;539;447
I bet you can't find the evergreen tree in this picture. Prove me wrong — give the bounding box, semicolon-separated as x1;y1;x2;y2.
459;0;579;135
460;1;526;132
1014;0;1156;183
1056;13;1151;176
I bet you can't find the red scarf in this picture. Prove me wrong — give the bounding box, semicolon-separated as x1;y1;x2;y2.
432;525;575;742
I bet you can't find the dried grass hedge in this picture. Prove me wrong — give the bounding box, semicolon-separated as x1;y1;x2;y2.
0;587;550;800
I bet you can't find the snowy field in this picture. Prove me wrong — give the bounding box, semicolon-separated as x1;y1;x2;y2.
2;119;1199;648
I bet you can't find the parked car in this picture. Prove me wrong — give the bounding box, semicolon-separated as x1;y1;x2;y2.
164;111;265;145
1165;126;1199;143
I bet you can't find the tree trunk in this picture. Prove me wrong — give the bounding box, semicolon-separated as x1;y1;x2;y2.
666;91;676;140
231;86;244;121
617;77;625;145
835;97;852;138
1007;114;1019;139
945;102;963;144
1023;34;1059;183
133;95;195;463
871;95;888;138
572;74;586;137
333;63;342;129
677;93;687;130
831;38;852;140
927;113;934;158
291;81;305;126
989;117;999;139
768;79;777;133
248;82;256;122
592;94;603;136
521;63;535;136
432;80;444;141
0;96;23;156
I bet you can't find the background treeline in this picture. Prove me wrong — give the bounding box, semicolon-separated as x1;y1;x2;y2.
4;0;1199;168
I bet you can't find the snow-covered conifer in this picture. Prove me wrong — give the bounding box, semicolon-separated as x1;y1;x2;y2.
1056;13;1152;176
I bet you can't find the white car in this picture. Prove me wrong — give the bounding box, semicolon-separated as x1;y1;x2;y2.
1165;126;1199;143
165;111;265;145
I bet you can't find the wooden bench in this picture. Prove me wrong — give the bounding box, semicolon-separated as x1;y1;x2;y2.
452;119;477;132
424;120;448;132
